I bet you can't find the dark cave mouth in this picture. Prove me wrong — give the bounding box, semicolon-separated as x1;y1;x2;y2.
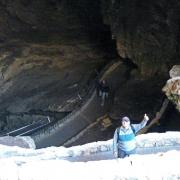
0;0;179;140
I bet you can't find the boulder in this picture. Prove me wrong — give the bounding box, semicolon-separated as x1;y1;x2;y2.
162;65;180;111
169;65;180;78
0;136;36;149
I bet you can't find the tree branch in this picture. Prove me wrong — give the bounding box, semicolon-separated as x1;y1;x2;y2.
137;98;169;135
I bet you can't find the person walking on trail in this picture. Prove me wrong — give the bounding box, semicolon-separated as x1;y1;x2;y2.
113;114;150;158
99;80;109;106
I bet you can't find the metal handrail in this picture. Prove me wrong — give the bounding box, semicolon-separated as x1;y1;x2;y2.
6;120;44;136
17;122;50;136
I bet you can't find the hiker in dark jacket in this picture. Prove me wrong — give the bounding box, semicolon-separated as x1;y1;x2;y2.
99;80;109;106
113;114;149;158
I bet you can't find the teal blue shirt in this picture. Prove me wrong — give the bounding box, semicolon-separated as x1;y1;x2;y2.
113;119;148;153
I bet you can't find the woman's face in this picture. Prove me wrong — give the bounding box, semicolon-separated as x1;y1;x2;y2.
122;120;130;129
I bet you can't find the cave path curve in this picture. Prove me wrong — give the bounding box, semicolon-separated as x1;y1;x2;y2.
32;60;126;148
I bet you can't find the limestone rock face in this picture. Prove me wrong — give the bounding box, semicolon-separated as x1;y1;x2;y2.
0;0;106;39
0;0;179;132
169;65;180;78
101;0;180;78
0;0;114;131
163;65;180;111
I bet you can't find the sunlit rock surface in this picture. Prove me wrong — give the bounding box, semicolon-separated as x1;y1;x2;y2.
0;132;180;179
163;65;180;111
0;136;36;149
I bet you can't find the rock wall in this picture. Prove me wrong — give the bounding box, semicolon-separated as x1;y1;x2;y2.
0;0;179;133
163;65;180;111
101;0;180;78
0;0;114;130
52;131;180;157
0;0;107;40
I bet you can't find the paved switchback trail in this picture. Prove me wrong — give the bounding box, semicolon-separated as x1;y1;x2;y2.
35;61;126;148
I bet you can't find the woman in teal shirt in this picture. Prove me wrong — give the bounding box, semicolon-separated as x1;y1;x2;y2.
113;114;149;158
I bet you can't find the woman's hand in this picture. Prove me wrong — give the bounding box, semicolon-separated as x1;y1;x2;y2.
144;113;149;121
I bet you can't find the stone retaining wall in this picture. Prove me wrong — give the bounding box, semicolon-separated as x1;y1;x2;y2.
64;132;180;157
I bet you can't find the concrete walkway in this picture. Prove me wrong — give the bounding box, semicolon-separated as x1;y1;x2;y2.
34;61;123;148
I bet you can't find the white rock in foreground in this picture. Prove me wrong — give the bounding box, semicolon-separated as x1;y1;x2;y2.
0;136;36;149
0;132;180;179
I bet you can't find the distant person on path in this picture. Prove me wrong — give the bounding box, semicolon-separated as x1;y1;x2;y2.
98;80;109;106
113;114;150;158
